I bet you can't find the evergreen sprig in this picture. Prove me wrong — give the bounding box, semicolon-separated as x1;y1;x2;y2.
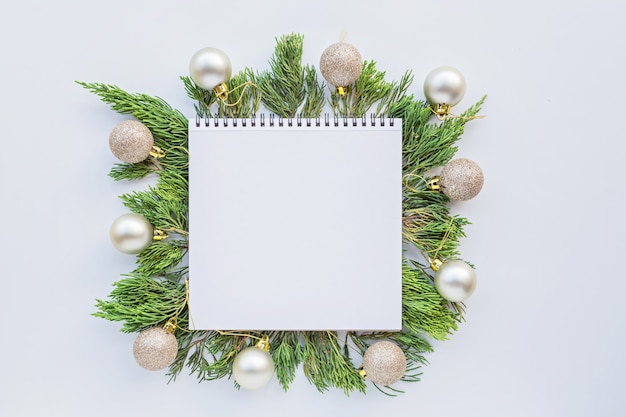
257;33;325;118
94;272;188;333
330;61;413;118
391;95;487;175
81;32;486;395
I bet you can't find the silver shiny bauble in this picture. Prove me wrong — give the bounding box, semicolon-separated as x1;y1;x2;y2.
423;66;466;106
108;120;154;163
439;158;484;201
319;42;363;87
434;260;477;302
362;341;406;386
133;327;178;371
110;213;153;254
232;346;275;390
189;47;232;90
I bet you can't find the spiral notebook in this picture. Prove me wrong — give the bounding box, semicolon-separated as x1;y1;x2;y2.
188;115;402;331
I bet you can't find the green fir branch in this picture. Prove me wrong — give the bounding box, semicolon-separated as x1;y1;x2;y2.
300;65;325;117
134;240;187;276
257;33;307;117
108;160;157;181
181;75;216;118
392;95;487;175
76;82;188;148
400;264;459;340
119;186;188;233
302;331;366;395
217;68;261;118
82;33;487;395
270;331;304;391
376;71;414;116
94;273;187;333
330;61;412;118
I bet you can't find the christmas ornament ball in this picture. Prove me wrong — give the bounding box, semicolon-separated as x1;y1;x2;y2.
232;346;275;390
423;66;466;107
189;47;232;90
319;42;363;87
108;120;154;163
439;158;484;201
133;327;178;371
110;213;153;254
362;341;406;386
434;260;477;302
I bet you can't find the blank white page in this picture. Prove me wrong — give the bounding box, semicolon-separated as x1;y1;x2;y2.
188;117;402;331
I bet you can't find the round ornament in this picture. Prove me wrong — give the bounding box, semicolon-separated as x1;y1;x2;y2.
319;42;363;92
434;260;477;302
133;327;178;371
108;120;154;163
189;47;232;91
110;213;153;254
439;158;484;201
232;346;275;390
362;341;406;386
423;66;466;115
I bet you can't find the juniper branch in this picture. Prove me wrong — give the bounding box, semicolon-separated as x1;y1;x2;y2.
257;33;307;117
270;331;304;391
94;273;187;333
181;75;215;117
119;186;188;232
330;61;411;118
300;65;325;117
134;240;187;276
76;82;188;147
108;160;157;181
302;331;366;395
391;95;487;175
400;264;459;340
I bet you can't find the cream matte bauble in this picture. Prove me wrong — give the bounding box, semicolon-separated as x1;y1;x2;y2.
189;47;232;90
362;341;406;386
232;346;274;390
108;120;154;163
133;327;178;371
110;213;153;254
423;66;466;106
434;260;477;302
319;42;363;87
439;158;484;201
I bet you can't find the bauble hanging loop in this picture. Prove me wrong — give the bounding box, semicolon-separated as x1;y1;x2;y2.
319;42;363;95
361;341;406;386
433;259;477;302
189;47;232;100
423;66;466;119
110;213;154;254
133;326;179;371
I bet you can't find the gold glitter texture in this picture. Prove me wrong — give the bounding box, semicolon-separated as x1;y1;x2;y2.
439;158;484;201
362;341;406;386
109;120;154;163
132;327;178;371
319;42;363;87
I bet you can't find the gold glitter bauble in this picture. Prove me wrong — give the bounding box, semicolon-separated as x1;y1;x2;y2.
439;158;484;201
109;120;154;163
319;42;363;87
362;341;406;386
133;327;178;371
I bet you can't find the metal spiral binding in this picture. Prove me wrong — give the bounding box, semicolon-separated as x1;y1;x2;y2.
194;113;394;127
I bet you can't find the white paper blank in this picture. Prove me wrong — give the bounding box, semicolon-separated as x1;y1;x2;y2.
188;119;402;331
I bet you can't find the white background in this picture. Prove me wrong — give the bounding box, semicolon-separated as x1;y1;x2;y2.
1;0;624;416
